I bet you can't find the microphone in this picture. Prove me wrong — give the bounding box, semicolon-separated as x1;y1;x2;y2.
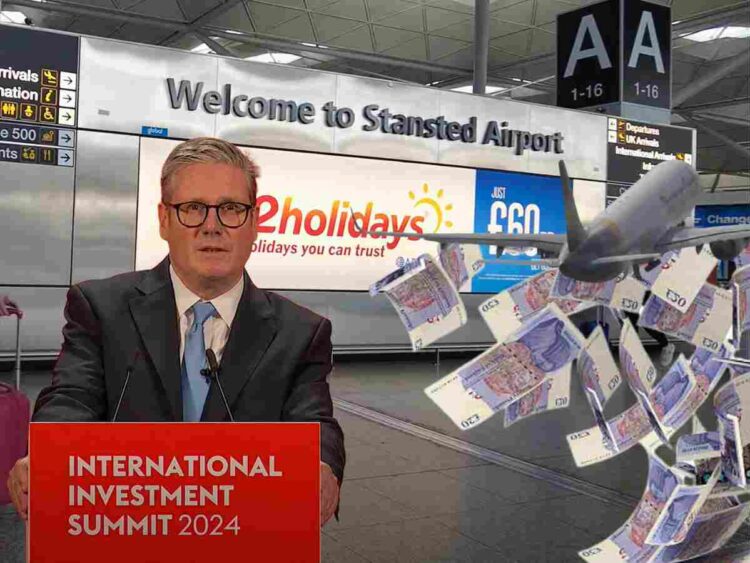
203;349;235;422
112;351;140;422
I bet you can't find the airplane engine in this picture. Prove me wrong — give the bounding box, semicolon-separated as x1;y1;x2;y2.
709;238;750;261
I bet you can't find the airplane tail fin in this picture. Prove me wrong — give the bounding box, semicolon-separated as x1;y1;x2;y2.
559;160;586;252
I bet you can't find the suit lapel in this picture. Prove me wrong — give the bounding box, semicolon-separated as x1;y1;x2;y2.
129;258;183;421
201;274;278;421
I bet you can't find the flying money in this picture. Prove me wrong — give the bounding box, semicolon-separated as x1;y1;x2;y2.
650;246;718;314
620;317;658;396
732;265;750;335
424;370;496;430
638;250;680;289
578;327;622;451
438;243;485;292
459;304;584;411
647;464;721;546
504;365;571;427
676;432;720;463
639;284;732;352
479;270;591;342
578;326;622;406
579;454;679;562
651;502;750;562
370;253;467;350
550;270;646;312
735;243;750;268
570;356;701;467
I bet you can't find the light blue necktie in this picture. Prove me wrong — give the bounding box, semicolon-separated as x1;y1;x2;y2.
181;301;217;422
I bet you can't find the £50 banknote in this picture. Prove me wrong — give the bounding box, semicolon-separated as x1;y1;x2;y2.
640;284;732;353
479;269;592;343
550;270;647;313
371;253;467;351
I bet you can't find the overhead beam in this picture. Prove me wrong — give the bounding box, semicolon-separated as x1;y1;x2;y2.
682;114;750;162
474;2;750;76
472;0;489;94
207;29;474;77
6;0;478;78
6;0;187;28
678;96;750;112
159;0;246;46
684;111;750;128
192;31;238;58
673;48;750;108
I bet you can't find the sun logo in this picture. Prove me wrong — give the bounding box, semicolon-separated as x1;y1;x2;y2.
408;183;453;232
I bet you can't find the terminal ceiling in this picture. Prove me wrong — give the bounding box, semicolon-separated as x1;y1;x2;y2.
6;0;749;187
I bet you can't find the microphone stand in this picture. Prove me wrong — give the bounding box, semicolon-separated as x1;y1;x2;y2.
203;349;235;422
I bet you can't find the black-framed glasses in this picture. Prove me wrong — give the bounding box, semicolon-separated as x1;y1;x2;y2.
164;201;255;228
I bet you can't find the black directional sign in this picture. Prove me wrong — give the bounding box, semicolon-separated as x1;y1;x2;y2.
557;0;620;109
605;116;693;204
557;0;671;112
0;26;79;167
622;0;671;108
0;26;78;128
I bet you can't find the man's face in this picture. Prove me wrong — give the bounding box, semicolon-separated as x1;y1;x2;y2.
158;162;258;289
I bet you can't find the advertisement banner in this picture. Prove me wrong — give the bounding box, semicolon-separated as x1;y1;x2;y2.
136;137;475;291
694;205;750;228
471;169;567;293
29;422;320;563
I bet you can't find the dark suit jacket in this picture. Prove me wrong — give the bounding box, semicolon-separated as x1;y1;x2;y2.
33;257;345;483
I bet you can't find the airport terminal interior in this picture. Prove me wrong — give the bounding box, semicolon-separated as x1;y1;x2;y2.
1;0;750;561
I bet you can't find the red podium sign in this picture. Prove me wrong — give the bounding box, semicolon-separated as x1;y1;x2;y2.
29;422;320;563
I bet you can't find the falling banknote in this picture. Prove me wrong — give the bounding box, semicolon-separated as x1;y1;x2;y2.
504;364;571;427
620;317;658;396
579;454;680;562
638;250;680;289
714;372;750;488
733;265;750;336
577;326;622;451
647;464;721;547
370;253;466;351
676;432;720;464
639;283;732;353
651;501;750;562
650;246;718;314
479;269;592;343
568;356;701;468
550;270;647;313
438;243;485;292
426;303;583;429
458;304;584;411
735;243;750;268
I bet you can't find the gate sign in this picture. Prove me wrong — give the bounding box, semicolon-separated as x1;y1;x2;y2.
556;0;619;109
622;0;671;108
557;0;671;111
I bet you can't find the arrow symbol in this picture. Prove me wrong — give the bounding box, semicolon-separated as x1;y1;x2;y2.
64;76;72;85
63;112;72;120
63;94;72;103
61;133;71;143
61;153;70;162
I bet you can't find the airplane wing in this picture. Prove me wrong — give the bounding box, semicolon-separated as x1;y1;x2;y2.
656;225;750;252
363;231;567;254
590;253;662;265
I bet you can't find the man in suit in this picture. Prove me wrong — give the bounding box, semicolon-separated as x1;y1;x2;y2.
7;137;345;524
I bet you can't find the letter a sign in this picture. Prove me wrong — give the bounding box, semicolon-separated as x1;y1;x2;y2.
623;0;671;108
557;0;671;111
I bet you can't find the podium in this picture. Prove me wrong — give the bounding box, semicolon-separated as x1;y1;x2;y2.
28;422;320;563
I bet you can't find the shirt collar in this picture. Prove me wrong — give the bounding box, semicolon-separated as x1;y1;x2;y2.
169;265;244;328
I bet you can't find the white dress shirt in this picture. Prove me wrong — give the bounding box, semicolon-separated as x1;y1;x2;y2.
169;265;244;364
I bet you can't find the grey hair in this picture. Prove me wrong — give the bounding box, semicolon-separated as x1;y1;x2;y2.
160;137;260;204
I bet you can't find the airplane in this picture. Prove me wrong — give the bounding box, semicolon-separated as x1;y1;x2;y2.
359;160;750;282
